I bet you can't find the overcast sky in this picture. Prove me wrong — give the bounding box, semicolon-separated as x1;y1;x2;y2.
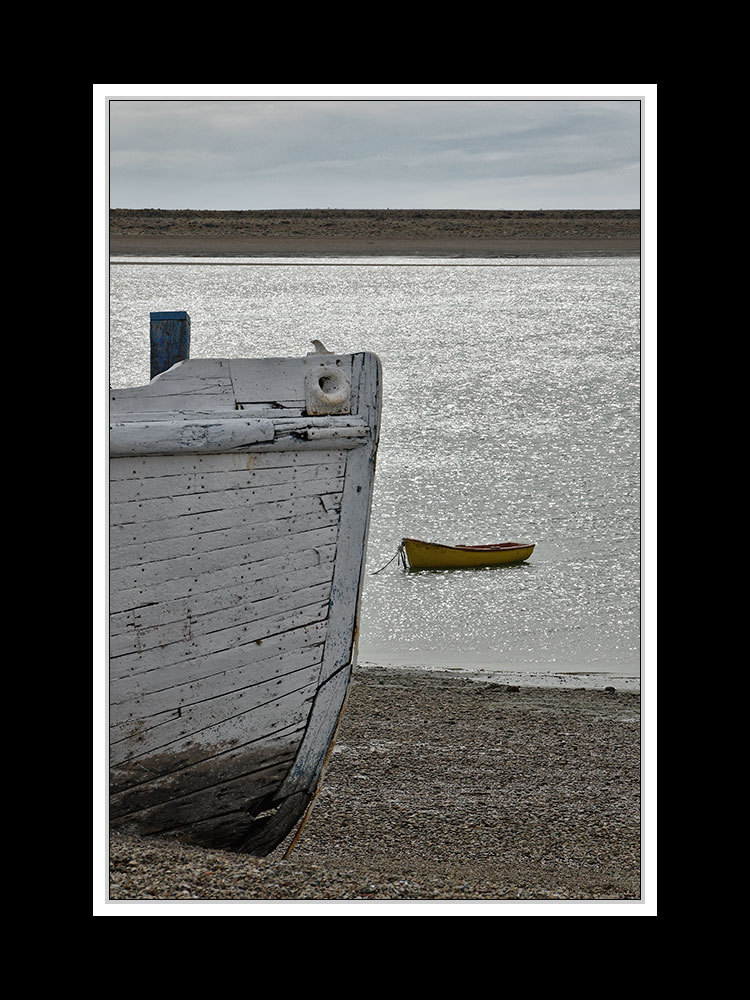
107;93;643;211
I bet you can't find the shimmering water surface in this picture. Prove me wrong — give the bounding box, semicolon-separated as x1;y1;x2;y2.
109;257;640;686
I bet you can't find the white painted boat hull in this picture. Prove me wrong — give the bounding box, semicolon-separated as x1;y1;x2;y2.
109;353;382;855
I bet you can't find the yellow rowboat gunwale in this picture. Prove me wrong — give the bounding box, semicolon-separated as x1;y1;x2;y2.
401;537;535;570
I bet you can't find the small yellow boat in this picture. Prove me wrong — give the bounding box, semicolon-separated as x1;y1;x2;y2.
401;537;535;570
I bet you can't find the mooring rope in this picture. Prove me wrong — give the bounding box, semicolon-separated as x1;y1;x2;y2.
371;541;406;575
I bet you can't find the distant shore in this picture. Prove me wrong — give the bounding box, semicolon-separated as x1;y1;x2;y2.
108;662;641;904
109;208;641;258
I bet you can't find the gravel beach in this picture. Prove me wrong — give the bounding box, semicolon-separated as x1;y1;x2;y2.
105;663;642;909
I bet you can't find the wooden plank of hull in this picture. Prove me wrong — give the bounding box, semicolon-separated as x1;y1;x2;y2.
109;492;342;549
110;543;337;617
111;620;328;710
109;457;346;505
109;472;346;526
110;560;334;641
110;603;330;714
109;446;345;482
110;662;323;769
110;578;334;657
111;642;326;728
109;522;340;594
109;352;382;854
111;731;305;849
109;362;237;413
109;508;340;573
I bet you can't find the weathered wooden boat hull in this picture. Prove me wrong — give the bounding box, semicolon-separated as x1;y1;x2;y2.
402;538;535;570
109;352;381;855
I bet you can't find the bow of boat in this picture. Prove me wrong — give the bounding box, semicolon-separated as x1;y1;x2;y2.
109;351;382;855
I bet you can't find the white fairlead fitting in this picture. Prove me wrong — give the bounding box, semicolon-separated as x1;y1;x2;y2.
305;364;351;415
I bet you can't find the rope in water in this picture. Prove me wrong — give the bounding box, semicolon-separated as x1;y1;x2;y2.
371;541;406;575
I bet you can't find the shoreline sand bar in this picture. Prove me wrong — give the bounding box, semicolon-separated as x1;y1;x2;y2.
109;208;640;259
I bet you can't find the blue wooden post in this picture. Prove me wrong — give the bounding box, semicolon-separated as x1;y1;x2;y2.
150;311;191;380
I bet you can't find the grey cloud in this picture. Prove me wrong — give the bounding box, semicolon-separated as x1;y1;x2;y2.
108;98;641;209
